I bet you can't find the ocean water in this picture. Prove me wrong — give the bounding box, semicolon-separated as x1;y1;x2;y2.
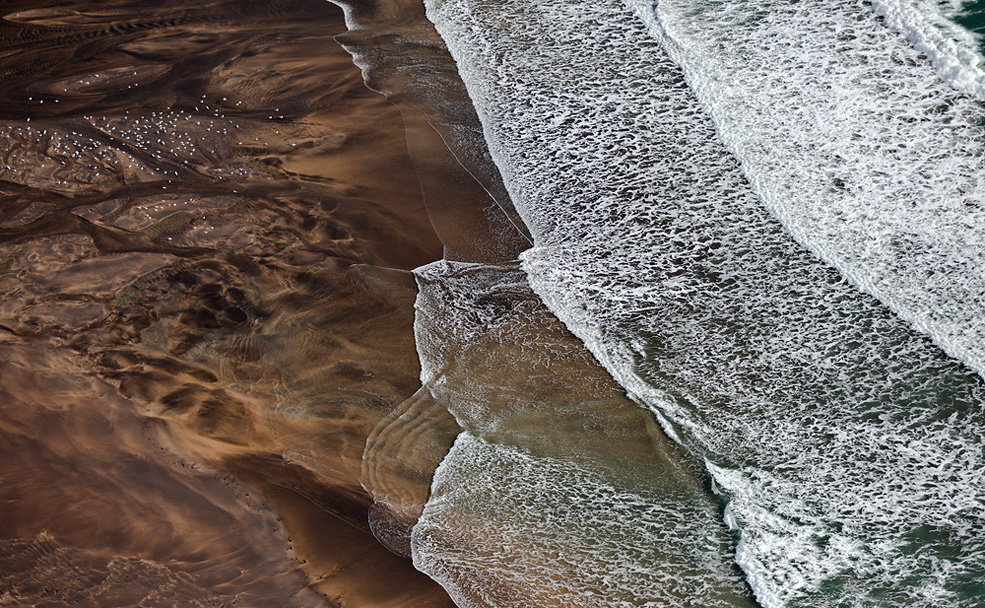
408;1;985;607
645;0;985;378
952;1;985;41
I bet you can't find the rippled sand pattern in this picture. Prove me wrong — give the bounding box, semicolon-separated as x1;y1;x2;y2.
0;1;460;605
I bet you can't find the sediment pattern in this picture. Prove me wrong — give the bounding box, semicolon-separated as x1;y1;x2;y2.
0;1;459;605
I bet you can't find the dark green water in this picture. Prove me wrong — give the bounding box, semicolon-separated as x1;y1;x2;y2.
954;0;985;42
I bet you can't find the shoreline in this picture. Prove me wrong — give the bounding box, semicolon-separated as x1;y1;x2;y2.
0;1;727;605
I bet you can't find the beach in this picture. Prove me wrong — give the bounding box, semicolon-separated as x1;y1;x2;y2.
0;2;728;605
6;0;984;606
0;0;473;604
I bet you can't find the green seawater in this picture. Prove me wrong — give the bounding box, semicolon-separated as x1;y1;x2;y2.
953;1;985;49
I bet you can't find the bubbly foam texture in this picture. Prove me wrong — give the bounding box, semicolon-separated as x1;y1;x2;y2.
410;260;753;607
638;0;985;379
425;0;985;605
414;434;749;608
868;0;985;98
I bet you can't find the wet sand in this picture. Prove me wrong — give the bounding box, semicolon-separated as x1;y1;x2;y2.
0;0;488;604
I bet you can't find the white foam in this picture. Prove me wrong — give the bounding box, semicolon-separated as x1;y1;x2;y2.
636;0;985;380
424;0;985;605
868;0;985;98
414;433;751;608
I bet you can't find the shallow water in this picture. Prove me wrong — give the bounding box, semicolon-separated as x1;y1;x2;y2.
0;1;459;605
409;260;755;608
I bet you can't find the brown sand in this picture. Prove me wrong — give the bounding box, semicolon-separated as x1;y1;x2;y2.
329;0;533;264
0;0;498;605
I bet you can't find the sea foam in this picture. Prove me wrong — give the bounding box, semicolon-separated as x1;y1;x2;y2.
424;0;985;605
868;0;985;98
637;0;985;380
